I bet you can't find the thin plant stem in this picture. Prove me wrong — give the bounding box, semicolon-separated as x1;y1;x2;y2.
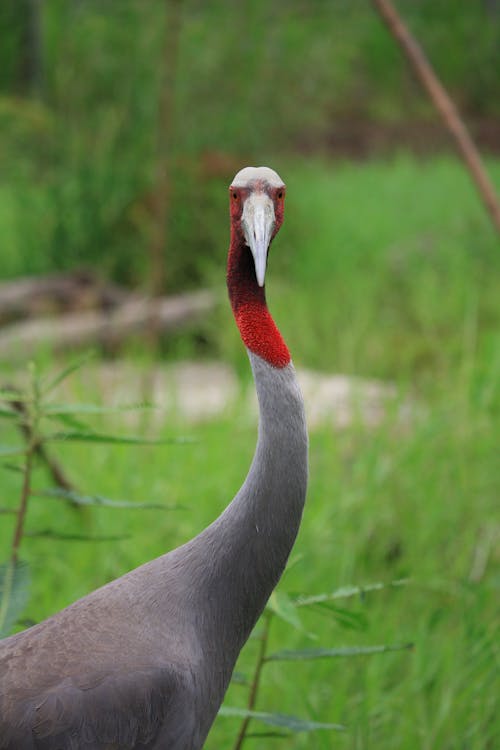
10;392;75;492
232;610;273;750
10;446;34;565
0;383;37;634
1;376;40;632
9;369;40;565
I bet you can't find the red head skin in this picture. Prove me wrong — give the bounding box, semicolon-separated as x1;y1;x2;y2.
227;179;290;368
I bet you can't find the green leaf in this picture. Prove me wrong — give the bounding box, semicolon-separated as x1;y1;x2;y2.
311;603;368;631
0;405;18;420
45;412;93;432
294;579;410;608
43;431;192;446
284;553;304;571
231;671;249;686
1;462;25;474
0;561;31;638
266;643;414;662
42;352;96;395
0;389;24;402
0;445;26;457
33;487;185;511
25;529;130;542
218;707;344;733
44;402;156;416
267;591;302;631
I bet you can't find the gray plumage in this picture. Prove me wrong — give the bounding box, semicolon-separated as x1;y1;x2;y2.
0;167;308;750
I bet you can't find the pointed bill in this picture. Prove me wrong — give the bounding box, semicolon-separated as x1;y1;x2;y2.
241;193;276;287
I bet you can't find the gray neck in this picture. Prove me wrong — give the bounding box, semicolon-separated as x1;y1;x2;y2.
175;351;308;658
220;351;308;560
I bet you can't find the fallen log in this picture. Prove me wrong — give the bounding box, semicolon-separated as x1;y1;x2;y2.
0;290;216;360
0;270;130;324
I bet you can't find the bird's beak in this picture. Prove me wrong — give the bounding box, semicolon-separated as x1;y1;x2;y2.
241;192;276;287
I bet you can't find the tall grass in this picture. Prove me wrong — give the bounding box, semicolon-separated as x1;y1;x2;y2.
2;1;500;288
217;156;500;384
0;156;499;747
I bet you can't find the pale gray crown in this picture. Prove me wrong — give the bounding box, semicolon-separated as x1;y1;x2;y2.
231;166;285;189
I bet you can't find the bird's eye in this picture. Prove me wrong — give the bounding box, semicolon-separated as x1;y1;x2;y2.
277;190;283;200
232;191;239;201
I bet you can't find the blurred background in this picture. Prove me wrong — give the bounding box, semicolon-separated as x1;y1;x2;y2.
1;1;499;288
1;1;499;748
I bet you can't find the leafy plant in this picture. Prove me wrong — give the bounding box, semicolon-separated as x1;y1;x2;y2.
0;356;186;637
221;579;413;745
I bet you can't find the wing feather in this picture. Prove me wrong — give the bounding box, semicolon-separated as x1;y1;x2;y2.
0;666;187;750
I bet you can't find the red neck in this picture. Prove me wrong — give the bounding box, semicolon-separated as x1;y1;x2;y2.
226;229;290;369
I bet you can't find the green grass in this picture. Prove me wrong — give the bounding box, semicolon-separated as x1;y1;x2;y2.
1;155;499;748
214;155;500;387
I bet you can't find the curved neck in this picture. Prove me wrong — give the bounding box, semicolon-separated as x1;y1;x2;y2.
227;229;290;369
162;229;307;670
192;353;308;660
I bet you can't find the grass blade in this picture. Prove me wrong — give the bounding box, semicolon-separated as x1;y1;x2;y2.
0;445;26;457
43;431;192;445
45;412;93;431
0;405;18;419
44;402;156;416
266;643;414;662
231;671;249;686
294;579;410;607
306;603;368;631
245;732;290;739
267;591;302;630
42;352;95;395
0;389;26;402
25;529;130;542
33;487;185;511
1;462;25;474
0;561;30;638
219;706;344;733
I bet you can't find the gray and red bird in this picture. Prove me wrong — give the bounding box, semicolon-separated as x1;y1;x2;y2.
0;167;308;750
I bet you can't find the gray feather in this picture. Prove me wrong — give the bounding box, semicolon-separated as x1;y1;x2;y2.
1;166;309;747
1;339;307;750
0;353;307;749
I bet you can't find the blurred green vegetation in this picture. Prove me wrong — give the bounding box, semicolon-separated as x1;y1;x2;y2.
1;152;499;746
1;0;500;286
1;2;499;747
0;317;498;747
208;156;500;393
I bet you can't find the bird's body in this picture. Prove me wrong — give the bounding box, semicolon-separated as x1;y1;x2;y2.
0;167;308;750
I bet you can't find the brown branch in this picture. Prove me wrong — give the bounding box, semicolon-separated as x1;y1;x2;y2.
371;0;500;236
10;434;35;565
10;453;32;564
2;382;37;568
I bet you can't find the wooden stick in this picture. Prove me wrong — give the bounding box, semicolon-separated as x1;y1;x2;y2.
372;0;500;235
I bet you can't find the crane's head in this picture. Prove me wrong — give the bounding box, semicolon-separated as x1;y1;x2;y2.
229;166;286;287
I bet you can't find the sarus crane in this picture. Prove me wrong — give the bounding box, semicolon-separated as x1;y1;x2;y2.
0;166;308;750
